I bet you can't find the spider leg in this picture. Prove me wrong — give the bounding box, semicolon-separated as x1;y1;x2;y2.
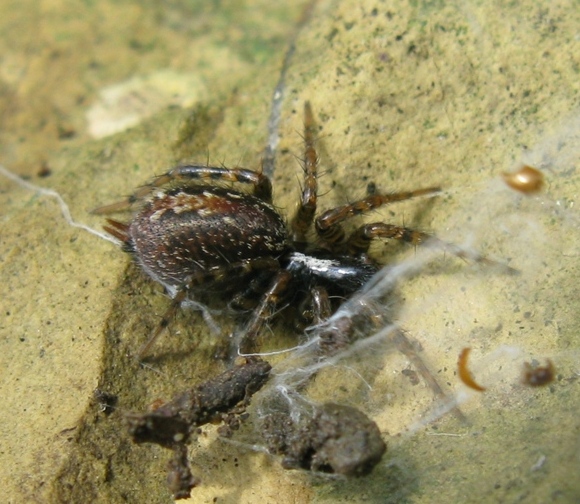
138;280;189;358
137;257;280;358
231;280;331;350
346;222;425;256
346;222;518;272
315;187;441;246
292;286;332;333
237;270;293;354
92;165;273;214
310;286;332;325
290;101;318;247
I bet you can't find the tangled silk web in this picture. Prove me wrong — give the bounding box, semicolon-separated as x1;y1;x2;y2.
1;111;579;501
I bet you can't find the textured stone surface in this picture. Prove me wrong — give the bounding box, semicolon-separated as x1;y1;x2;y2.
1;1;579;503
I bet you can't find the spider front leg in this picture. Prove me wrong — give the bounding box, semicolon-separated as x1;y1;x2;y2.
92;165;273;214
315;187;441;247
346;222;427;256
346;222;518;272
237;270;293;355
290;101;318;247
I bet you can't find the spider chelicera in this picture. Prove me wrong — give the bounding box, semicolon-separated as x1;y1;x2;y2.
94;102;504;359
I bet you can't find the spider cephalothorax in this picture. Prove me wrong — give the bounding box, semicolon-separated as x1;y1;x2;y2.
94;102;486;357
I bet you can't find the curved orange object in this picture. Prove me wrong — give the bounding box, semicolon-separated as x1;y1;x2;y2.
458;347;486;392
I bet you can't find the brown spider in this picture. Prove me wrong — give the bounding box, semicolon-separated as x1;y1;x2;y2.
94;102;507;359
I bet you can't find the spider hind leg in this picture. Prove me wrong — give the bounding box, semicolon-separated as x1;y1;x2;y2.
92;165;274;215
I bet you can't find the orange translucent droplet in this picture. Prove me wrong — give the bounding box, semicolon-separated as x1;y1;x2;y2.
502;165;544;194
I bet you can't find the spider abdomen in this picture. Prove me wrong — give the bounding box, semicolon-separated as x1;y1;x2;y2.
128;186;288;287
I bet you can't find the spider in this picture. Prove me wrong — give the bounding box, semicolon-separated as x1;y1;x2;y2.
94;102;504;359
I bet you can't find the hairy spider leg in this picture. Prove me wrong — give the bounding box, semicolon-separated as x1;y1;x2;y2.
316;187;517;272
290;101;318;247
315;187;441;247
346;222;428;256
138;257;280;358
92;165;273;214
346;222;518;273
237;270;293;355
